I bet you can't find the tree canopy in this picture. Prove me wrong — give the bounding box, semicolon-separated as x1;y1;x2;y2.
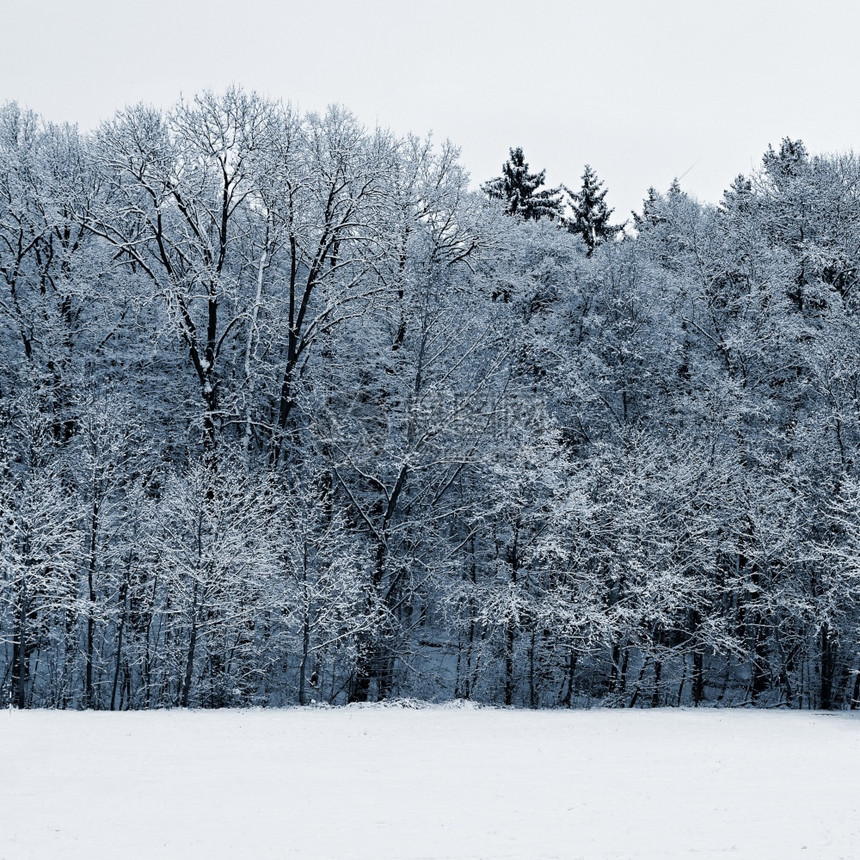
2;93;860;711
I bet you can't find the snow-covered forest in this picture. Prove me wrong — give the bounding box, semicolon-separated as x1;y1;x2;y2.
3;89;860;710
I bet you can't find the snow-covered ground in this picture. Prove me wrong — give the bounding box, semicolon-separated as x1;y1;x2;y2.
1;705;858;859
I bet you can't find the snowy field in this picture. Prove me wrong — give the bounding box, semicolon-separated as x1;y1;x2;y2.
1;706;858;859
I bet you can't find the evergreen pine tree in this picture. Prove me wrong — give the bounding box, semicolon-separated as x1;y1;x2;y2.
482;147;562;221
564;164;622;255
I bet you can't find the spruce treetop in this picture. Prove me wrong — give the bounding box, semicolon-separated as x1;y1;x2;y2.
563;164;622;255
482;147;562;221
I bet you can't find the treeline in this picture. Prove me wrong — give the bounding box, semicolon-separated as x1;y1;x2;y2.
2;90;860;709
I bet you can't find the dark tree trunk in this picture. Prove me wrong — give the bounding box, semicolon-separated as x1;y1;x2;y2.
85;494;100;709
819;624;836;710
528;629;537;709
298;609;311;706
562;648;578;708
651;659;662;708
180;583;200;708
110;559;132;712
12;592;29;710
743;554;769;704
504;621;515;706
692;649;704;706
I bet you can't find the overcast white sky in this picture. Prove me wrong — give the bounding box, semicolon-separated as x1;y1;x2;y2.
3;0;859;218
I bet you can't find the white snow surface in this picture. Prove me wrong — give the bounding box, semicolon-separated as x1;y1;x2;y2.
1;705;858;859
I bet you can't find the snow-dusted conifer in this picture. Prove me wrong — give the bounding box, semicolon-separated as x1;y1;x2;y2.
563;164;622;255
481;147;562;221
